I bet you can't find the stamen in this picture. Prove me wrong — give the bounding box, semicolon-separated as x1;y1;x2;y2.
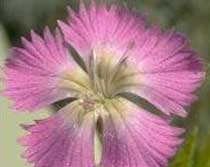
108;56;128;84
85;47;140;99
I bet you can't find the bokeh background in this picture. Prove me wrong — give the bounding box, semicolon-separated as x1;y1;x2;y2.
0;0;210;167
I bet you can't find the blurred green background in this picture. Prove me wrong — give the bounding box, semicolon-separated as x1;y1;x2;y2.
0;0;210;167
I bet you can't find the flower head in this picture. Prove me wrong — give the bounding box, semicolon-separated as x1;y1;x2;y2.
4;1;205;167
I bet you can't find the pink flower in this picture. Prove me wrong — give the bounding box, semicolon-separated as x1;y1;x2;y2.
4;1;205;167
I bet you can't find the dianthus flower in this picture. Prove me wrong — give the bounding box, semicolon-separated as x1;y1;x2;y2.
4;1;205;167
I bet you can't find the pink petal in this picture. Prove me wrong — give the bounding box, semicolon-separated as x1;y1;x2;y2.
135;29;205;117
18;104;95;167
101;105;184;167
58;2;146;61
4;27;75;112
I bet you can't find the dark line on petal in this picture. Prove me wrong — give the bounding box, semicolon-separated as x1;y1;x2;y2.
51;97;77;112
68;45;88;72
117;92;163;116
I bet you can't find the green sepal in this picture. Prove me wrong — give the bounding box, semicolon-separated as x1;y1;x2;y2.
170;127;198;167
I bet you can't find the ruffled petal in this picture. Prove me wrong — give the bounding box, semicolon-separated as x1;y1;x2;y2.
100;100;184;167
18;102;95;167
135;28;205;117
58;1;146;60
4;27;76;111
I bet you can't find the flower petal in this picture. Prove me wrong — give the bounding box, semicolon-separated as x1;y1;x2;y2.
18;102;95;167
4;27;76;111
100;100;184;167
58;1;146;61
135;28;205;117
